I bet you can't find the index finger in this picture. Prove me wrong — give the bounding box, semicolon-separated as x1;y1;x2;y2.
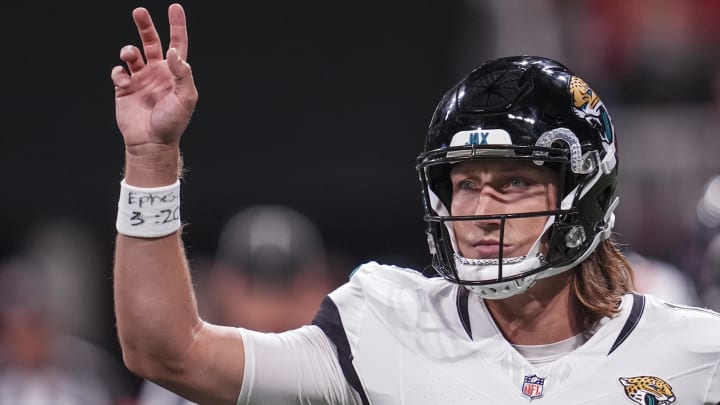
168;4;189;61
132;7;164;63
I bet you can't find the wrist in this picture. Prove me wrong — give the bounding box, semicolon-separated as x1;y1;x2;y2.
124;144;182;187
116;179;181;238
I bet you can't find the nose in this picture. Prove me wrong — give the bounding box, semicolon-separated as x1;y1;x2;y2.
471;191;503;230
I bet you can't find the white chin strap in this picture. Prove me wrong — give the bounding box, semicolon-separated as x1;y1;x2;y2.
454;253;547;299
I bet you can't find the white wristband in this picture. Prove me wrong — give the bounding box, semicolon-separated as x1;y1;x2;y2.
116;179;181;238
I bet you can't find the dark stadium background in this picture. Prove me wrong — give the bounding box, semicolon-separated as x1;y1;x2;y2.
2;1;466;269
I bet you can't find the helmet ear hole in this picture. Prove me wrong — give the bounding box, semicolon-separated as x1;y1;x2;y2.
599;184;616;209
596;183;618;231
585;181;616;224
427;166;453;209
434;180;453;211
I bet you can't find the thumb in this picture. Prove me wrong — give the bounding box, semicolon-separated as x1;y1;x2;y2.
167;47;198;108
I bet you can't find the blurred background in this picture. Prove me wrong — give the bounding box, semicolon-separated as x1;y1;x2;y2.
2;0;720;403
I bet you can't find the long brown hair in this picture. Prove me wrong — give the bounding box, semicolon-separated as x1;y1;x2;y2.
571;238;635;324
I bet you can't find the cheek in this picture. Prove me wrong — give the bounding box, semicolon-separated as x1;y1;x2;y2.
450;217;469;239
504;217;549;255
450;193;473;216
509;216;548;236
510;185;558;214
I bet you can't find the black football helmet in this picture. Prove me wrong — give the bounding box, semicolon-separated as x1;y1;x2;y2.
417;56;619;299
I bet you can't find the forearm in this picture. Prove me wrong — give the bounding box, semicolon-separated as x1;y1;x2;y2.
114;148;201;375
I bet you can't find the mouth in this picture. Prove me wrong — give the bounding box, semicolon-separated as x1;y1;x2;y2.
470;240;512;258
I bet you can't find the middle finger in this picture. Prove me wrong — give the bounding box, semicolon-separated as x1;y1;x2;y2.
132;7;164;63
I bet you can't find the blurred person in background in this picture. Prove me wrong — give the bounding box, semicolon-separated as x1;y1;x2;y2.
138;205;336;405
207;205;335;332
0;256;123;405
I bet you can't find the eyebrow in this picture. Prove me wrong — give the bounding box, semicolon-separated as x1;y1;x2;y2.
450;164;559;185
450;164;540;176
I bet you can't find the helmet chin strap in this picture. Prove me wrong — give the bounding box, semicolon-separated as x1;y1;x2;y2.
455;253;547;299
464;269;540;299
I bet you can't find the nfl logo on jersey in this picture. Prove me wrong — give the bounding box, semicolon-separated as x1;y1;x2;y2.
521;375;546;399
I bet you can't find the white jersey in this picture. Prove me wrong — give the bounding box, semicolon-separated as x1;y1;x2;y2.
238;261;720;404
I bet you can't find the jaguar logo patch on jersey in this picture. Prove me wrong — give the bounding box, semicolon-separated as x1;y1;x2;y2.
521;374;545;399
618;376;676;405
568;76;614;143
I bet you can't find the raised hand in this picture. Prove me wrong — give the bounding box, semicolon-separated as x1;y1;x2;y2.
111;4;198;155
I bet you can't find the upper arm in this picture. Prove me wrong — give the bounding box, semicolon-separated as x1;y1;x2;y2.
142;323;360;405
238;325;361;405
145;322;247;405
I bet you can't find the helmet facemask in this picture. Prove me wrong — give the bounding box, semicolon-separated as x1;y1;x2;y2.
418;128;618;299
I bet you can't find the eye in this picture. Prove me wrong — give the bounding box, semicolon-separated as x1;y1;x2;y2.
457;179;475;190
504;178;530;191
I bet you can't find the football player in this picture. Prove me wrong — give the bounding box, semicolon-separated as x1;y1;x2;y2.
111;4;720;404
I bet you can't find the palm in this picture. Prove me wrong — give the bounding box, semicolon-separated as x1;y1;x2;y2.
112;5;196;150
115;60;189;147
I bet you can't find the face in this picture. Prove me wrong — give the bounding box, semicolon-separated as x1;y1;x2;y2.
450;159;559;260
